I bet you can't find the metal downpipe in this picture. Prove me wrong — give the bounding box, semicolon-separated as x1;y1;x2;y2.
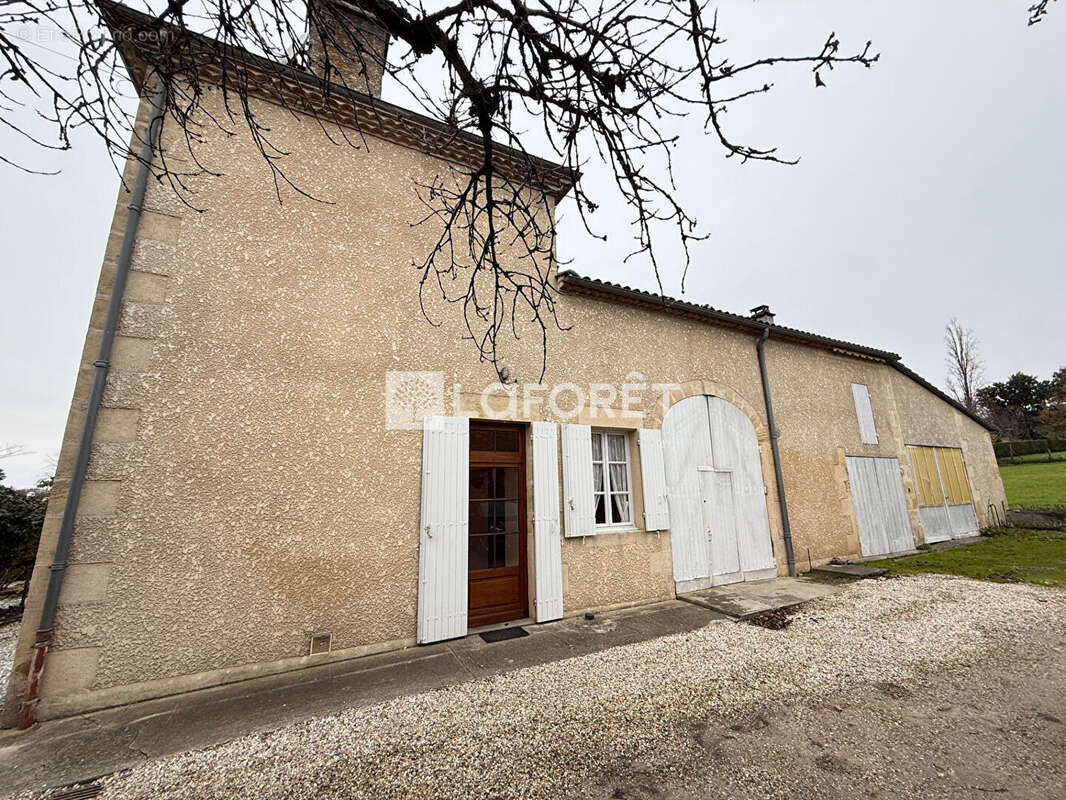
17;78;167;729
756;327;797;577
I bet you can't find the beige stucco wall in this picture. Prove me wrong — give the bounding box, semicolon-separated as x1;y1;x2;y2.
4;84;1004;724
887;369;1008;527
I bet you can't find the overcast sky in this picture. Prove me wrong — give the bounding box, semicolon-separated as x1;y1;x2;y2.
1;1;1063;487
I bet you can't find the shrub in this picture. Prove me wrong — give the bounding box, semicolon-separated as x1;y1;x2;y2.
994;439;1066;459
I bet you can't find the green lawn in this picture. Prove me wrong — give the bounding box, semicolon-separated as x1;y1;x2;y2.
864;529;1066;588
999;459;1066;509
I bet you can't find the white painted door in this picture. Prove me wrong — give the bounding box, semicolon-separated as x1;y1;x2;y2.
417;416;470;644
663;395;777;592
845;456;915;557
699;469;742;585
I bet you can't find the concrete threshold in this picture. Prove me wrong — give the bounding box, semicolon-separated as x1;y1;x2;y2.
678;577;840;620
0;599;725;796
807;564;887;579
927;535;988;551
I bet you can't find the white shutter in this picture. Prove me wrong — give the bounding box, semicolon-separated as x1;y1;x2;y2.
851;383;878;444
416;416;469;644
531;422;564;621
638;428;670;531
561;423;595;537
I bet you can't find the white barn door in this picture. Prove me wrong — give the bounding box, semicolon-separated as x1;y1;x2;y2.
417;416;469;644
846;456;915;557
706;397;776;581
699;468;742;584
663;396;714;590
663;395;776;592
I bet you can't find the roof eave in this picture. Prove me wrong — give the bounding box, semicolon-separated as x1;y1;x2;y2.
556;270;995;432
98;0;576;200
556;270;899;361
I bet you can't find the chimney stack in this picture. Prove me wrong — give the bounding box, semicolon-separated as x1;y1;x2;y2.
308;0;390;97
750;304;775;325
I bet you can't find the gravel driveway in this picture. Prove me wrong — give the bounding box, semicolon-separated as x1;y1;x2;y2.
14;575;1066;800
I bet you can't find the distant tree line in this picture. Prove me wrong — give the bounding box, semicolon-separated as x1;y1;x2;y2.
978;368;1066;442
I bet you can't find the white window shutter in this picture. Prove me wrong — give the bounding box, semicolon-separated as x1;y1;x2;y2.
531;422;564;621
638;428;670;531
561;423;595;537
852;383;878;445
417;416;469;644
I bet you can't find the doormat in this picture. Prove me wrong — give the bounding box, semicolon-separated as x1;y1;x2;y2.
479;626;529;644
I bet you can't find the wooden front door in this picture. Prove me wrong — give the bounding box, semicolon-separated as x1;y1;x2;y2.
468;422;529;627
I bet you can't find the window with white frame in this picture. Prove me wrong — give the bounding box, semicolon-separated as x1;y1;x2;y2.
591;430;633;527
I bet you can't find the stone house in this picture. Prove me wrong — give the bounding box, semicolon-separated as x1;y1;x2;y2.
3;0;1006;725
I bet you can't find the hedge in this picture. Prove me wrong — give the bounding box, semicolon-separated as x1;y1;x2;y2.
994;439;1066;458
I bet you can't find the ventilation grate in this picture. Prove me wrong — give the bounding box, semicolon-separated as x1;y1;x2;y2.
50;782;103;800
309;633;332;655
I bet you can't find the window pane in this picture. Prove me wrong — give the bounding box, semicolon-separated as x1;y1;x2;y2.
494;429;519;452
495;467;520;499
591;433;603;461
609;463;628;492
471;429;494;451
470;468;493;500
607;433;626;462
593;463;604;492
595;494;606;525
504;533;519;567
489;501;504;532
469;535;491;571
472;504;519;541
501;500;520;532
470;501;492;534
611;493;631;524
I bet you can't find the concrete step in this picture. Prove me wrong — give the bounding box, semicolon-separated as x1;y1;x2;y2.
678;577;840;619
807;564;887;579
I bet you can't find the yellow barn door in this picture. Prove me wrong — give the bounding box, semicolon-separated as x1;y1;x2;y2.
906;445;979;543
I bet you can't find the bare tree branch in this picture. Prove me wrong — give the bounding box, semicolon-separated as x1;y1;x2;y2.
1028;0;1057;25
0;0;889;379
0;444;31;460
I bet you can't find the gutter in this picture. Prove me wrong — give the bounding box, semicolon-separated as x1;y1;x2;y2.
756;327;797;577
18;77;167;729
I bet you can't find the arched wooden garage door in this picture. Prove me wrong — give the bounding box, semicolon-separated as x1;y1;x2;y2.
662;395;777;593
